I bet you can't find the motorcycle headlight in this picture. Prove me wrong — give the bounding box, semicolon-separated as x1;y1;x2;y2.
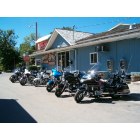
80;79;84;83
62;77;65;81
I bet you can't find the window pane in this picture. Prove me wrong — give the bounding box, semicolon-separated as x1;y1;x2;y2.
66;51;69;67
91;54;93;63
90;53;97;64
94;53;97;63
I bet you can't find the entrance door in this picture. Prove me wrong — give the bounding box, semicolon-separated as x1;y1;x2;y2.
57;51;70;70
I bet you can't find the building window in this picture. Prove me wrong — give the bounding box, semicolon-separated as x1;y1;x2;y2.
35;59;41;66
90;52;98;64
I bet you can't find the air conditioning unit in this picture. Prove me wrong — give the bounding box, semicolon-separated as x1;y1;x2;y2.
96;46;109;52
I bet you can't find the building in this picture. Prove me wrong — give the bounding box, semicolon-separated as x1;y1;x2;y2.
74;23;140;73
31;34;51;67
30;23;140;74
30;28;93;70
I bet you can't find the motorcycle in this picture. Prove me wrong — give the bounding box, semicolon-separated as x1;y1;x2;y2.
19;69;37;86
55;70;85;97
46;68;62;92
9;68;23;83
74;63;130;103
33;70;50;87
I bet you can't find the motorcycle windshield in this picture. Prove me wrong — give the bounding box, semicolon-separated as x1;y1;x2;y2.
63;66;86;78
63;66;75;72
13;68;19;73
83;63;101;79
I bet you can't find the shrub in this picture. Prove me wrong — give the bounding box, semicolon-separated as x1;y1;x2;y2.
28;65;40;71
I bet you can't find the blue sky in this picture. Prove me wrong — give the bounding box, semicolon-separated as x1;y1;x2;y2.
1;17;140;47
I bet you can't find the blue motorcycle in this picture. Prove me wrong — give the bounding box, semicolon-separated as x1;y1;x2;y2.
46;68;62;92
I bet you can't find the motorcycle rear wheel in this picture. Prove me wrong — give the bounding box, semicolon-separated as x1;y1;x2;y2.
29;76;35;85
33;80;40;87
74;90;85;103
110;94;121;99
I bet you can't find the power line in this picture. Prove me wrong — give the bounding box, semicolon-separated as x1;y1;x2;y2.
76;17;133;29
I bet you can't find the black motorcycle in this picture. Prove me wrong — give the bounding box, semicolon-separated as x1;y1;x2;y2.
19;69;37;86
9;68;23;83
55;70;85;97
74;64;130;103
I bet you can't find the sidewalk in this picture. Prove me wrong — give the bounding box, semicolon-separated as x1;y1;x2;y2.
131;81;140;85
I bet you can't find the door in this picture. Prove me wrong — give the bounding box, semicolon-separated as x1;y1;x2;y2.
57;51;70;70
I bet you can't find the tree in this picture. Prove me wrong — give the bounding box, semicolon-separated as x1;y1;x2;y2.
24;33;36;46
62;26;74;31
19;33;36;56
0;29;21;71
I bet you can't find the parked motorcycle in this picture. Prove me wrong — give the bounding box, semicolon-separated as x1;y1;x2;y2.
74;63;130;103
55;70;85;97
33;70;50;87
46;68;62;92
19;69;37;86
9;68;23;83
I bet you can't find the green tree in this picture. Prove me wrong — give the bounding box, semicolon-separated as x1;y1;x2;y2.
19;33;36;56
24;33;36;46
0;29;21;71
62;26;74;31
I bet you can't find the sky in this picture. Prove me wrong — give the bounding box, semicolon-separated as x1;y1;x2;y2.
1;17;140;47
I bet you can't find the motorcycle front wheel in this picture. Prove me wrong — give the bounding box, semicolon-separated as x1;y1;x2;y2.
74;90;85;103
46;84;54;92
9;75;17;83
20;78;27;86
55;88;63;97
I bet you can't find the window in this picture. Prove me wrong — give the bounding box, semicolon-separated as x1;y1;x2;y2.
90;52;98;64
35;59;41;66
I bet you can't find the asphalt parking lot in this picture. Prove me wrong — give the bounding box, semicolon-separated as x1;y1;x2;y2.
0;72;140;123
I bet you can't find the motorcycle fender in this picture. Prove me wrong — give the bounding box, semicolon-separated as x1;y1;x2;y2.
34;78;40;81
58;83;64;88
78;87;86;92
13;74;17;76
9;75;14;79
47;80;54;85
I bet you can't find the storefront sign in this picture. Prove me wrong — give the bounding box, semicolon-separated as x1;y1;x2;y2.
42;53;56;65
37;40;48;51
23;55;30;62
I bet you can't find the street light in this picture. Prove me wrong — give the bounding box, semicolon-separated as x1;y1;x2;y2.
29;22;38;49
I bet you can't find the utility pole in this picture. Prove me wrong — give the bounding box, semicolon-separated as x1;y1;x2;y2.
35;22;38;50
36;22;38;41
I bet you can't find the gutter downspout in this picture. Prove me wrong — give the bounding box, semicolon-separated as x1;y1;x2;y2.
75;49;77;70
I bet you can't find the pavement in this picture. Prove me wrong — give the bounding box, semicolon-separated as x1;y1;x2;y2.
0;73;140;123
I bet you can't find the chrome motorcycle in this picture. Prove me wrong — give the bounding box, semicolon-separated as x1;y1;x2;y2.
19;69;36;86
33;71;50;87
